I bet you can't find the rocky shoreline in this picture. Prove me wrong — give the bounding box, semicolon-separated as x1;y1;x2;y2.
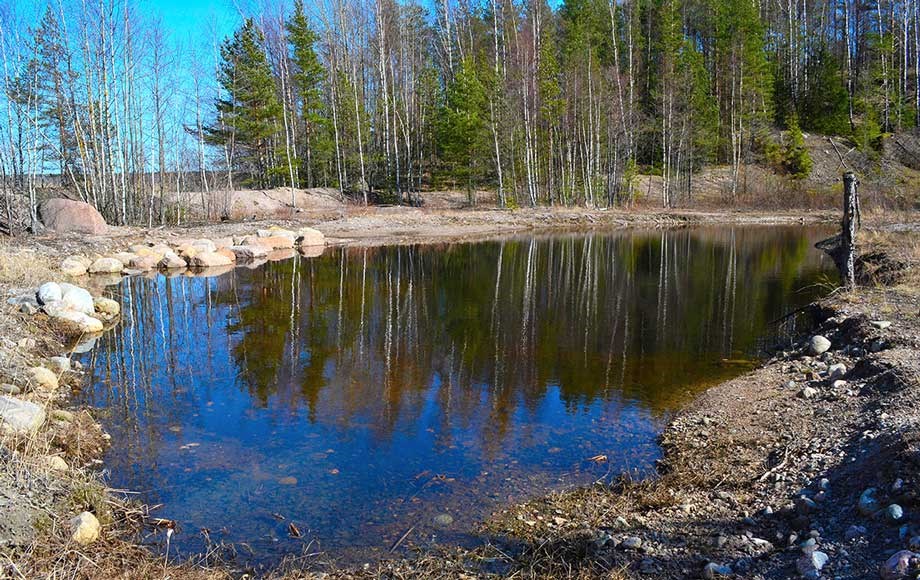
0;212;916;579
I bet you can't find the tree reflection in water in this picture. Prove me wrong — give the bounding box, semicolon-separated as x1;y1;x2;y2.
79;227;832;565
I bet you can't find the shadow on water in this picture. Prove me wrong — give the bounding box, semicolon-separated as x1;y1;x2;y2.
76;226;834;568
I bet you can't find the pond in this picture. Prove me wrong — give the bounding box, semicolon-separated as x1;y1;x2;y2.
77;226;833;567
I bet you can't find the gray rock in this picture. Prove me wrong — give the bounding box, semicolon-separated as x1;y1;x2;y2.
18;303;36;315
620;536;642;549
796;551;828;577
827;363;847;380
808;335;831;355
36;282;62;305
48;356;71;374
434;513;454;527
0;384;20;395
703;562;733;578
859;488;879;516
880;550;919;580
845;525;867;541
0;396;46;434
871;320;892;330
870;340;886;353
59;283;95;314
885;504;905;522
800;386;818;399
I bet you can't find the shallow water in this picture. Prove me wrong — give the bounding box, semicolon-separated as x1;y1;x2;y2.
78;226;832;566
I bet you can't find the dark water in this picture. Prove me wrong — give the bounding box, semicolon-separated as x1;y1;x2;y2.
78;227;832;565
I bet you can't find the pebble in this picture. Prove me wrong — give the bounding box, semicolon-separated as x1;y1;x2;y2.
827;363;847;380
799;386;818;399
859;488;879;516
880;550;919;580
620;536;642;549
0;384;20;395
885;504;905;523
796;550;828;578
434;513;454;527
48;356;71;374
702;562;733;578
845;525;866;541
70;511;101;545
808;335;831;355
278;476;298;485
871;320;892;330
27;367;58;391
50;409;74;422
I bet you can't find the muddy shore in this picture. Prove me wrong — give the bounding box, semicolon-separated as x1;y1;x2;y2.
0;206;917;579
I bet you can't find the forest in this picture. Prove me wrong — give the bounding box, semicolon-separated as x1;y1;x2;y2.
0;0;916;227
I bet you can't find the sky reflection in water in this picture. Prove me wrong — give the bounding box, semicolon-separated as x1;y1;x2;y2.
79;227;832;565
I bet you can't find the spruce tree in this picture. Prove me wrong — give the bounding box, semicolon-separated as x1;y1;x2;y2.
437;58;488;205
206;19;282;189
287;0;330;188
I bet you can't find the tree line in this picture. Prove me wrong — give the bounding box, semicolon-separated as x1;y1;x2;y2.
0;0;917;227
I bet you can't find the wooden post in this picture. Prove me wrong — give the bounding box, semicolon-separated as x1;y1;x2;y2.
842;171;859;290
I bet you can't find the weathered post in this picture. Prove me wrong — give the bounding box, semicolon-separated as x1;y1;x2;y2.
841;172;859;290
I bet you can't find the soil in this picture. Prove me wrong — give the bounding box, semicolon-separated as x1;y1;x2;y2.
0;202;918;579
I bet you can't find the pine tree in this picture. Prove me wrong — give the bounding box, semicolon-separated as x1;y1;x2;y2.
205;19;282;189
437;58;488;205
287;0;330;188
801;48;850;136
783;114;812;179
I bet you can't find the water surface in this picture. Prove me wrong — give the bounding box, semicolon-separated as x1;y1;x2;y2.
79;227;832;565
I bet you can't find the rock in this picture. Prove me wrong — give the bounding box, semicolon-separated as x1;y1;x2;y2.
827;363;847;380
299;244;326;258
69;511;101;545
278;476;298;485
796;497;819;514
228;245;269;261
886;504;905;522
41;455;68;472
18;303;36;315
845;525;867;541
0;384;20;395
831;379;847;389
177;239;217;258
187;251;233;268
255;235;295;250
296;227;325;247
257;227;296;240
0;396;46;434
158;252;186;270
43;302;104;333
796;551;828;577
859;488;880;516
50;409;74;422
808;335;831;356
212;237;234;249
88;257;124;274
128;255;159;271
880;550;919;580
39;199;107;235
27;367;58;390
870;340;886;353
799;386;818;399
215;248;238;263
620;536;642;549
37;282;62;305
703;563;733;578
60;257;90;276
48;356;71;374
111;252;138;266
434;513;454;527
871;320;892;330
59;283;95;314
93;296;120;317
131;244;171;260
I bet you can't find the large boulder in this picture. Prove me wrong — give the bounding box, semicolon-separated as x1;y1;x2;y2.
43;302;104;333
296;227;325;247
39;199;107;235
59;283;95;314
0;396;46;434
187;251;233;268
229;245;269;261
88;257;124;274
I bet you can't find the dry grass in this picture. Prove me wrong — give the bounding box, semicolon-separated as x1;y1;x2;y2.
0;242;57;288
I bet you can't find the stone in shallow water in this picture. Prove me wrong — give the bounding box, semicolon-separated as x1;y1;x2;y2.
434;513;454;527
278;476;298;485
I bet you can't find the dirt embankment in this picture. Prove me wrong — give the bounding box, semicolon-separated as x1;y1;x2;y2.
0;208;918;579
